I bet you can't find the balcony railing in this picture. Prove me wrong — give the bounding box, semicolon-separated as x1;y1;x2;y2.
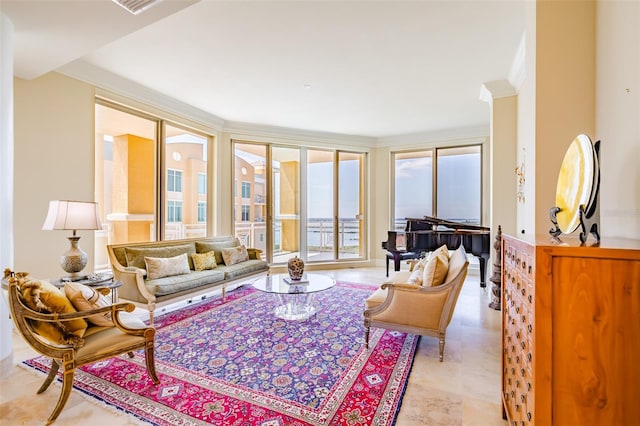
234;218;361;261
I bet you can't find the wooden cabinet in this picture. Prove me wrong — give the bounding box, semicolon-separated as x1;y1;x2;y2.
501;234;640;425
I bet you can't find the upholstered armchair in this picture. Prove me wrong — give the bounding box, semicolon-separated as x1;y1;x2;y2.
5;271;160;425
363;245;469;361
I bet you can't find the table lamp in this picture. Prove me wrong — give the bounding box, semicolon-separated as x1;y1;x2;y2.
42;200;102;281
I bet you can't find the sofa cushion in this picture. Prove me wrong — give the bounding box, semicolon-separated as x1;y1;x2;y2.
221;245;249;266
216;259;269;280
125;243;196;270
18;277;87;344
64;282;113;327
196;238;240;264
145;270;226;297
422;248;449;287
192;251;217;271
145;253;191;280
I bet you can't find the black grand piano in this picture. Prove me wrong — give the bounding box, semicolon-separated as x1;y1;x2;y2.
382;216;491;287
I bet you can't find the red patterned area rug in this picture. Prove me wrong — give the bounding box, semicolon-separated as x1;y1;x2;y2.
24;282;418;425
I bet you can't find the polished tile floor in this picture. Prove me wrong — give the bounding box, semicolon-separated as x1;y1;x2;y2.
0;265;506;426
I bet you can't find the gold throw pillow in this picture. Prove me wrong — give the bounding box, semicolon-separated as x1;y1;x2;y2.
17;276;87;345
191;251;217;271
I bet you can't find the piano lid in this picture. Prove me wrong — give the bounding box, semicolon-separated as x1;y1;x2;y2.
406;216;490;232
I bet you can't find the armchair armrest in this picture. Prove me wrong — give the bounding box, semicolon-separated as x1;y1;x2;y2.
18;301;149;334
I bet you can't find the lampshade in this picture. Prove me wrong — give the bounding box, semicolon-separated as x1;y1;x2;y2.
42;200;102;231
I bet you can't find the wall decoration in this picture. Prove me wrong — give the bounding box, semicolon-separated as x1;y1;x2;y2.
514;148;526;203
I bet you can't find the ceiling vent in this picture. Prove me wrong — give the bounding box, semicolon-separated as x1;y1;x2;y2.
112;0;163;15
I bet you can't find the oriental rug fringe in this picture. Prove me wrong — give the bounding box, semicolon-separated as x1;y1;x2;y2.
24;281;418;425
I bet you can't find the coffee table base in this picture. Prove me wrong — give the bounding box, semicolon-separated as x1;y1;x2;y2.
273;293;317;320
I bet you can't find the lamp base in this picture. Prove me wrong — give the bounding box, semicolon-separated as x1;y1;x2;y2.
60;236;88;280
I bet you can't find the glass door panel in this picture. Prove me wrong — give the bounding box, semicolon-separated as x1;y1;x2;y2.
163;124;209;240
393;150;433;232
272;146;300;264
95;102;157;260
307;150;334;262
233;143;268;257
338;152;364;259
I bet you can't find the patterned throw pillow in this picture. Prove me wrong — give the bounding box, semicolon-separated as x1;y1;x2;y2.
221;245;249;266
191;251;217;271
64;282;113;327
16;276;87;345
145;253;191;280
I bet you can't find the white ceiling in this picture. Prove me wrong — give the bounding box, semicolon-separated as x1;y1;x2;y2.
3;0;525;139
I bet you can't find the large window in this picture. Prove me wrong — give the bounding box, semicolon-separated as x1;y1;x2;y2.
95;101;213;262
392;145;481;230
436;146;481;224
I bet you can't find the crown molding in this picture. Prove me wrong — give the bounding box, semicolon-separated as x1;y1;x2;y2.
57;59;225;130
479;80;517;104
224;120;376;149
376;125;489;149
508;32;526;92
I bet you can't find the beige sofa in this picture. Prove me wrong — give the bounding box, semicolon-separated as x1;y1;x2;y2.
363;245;469;361
107;236;269;323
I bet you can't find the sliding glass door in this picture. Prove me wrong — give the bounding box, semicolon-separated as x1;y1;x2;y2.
163;124;209;239
272;147;301;263
95;102;157;249
338;152;364;259
307;150;334;261
234;141;366;264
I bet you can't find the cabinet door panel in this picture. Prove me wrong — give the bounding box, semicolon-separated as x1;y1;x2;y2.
551;256;640;424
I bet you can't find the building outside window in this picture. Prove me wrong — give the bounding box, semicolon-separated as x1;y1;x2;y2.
197;201;206;222
168;169;182;192
241;205;250;221
241;181;251;199
168;200;182;222
198;173;206;195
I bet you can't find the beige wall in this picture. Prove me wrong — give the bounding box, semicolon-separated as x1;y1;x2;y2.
517;0;638;240
534;0;596;235
596;0;640;238
14;72;96;279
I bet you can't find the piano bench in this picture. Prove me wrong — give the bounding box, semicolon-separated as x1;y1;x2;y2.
386;252;421;276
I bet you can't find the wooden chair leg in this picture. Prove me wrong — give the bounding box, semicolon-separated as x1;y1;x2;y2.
365;327;370;349
37;359;60;394
127;352;135;358
145;341;160;385
46;367;74;425
439;337;445;362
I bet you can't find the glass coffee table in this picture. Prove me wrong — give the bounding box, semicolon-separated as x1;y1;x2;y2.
252;273;335;320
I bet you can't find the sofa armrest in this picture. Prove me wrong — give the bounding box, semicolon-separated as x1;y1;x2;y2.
107;249;155;305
